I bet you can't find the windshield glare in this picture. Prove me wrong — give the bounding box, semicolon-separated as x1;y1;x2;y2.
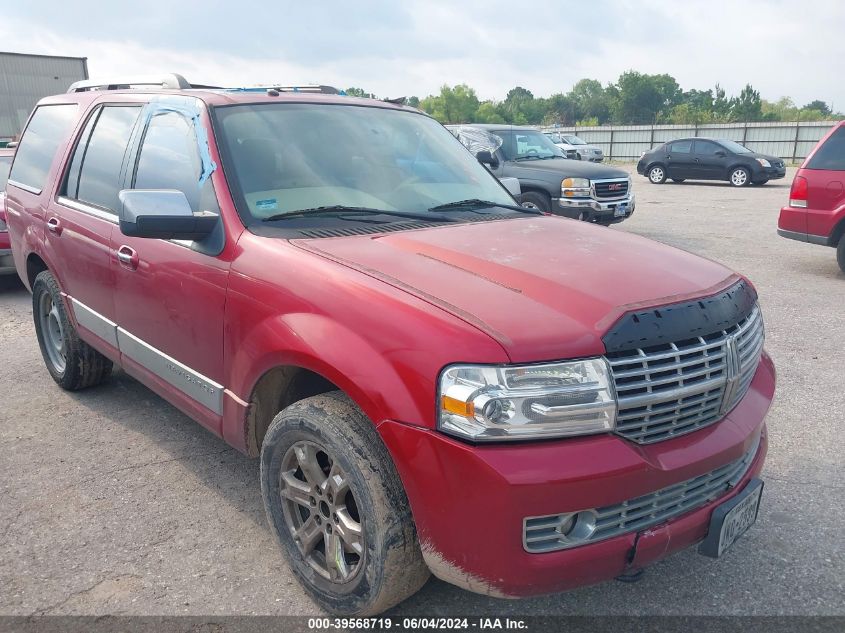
565;136;587;145
718;139;752;154
215;103;514;220
0;156;11;190
495;130;565;160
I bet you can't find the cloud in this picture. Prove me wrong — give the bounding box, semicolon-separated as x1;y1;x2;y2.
2;0;843;108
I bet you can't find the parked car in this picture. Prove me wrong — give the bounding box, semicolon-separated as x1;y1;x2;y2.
449;124;633;224
637;138;786;186
778;121;845;272
545;131;604;162
6;74;773;615
0;147;15;274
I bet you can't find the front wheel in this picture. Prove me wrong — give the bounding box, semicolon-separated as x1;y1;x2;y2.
520;191;551;212
32;270;112;390
648;165;667;184
261;392;429;615
671;178;686;183
837;239;845;274
730;167;750;187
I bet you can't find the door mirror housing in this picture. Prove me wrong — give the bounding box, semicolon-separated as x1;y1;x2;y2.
476;150;500;169
118;190;218;239
715;150;727;157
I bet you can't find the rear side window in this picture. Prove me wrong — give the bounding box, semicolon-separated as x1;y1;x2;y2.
669;140;692;154
65;106;141;212
8;104;77;193
133;111;219;213
806;126;845;171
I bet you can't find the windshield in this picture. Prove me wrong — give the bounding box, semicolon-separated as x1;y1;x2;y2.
717;139;752;154
214;103;514;221
494;129;565;161
564;135;587;145
0;156;11;190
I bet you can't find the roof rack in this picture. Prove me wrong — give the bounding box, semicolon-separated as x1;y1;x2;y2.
67;73;195;93
223;84;340;95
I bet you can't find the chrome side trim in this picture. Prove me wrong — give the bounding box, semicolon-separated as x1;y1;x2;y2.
56;196;119;224
7;179;42;195
70;298;119;348
116;328;224;415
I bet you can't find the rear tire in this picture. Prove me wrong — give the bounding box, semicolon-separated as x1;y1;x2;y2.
260;392;429;615
32;270;112;391
729;167;750;187
648;165;667;184
520;191;551;212
837;238;845;274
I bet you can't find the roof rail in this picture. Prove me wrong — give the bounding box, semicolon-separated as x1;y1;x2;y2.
67;73;193;93
223;84;340;95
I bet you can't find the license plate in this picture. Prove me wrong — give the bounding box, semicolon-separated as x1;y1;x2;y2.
699;478;763;558
614;204;628;217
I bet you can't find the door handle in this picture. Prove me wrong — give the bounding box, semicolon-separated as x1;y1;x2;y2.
117;245;139;270
46;217;62;235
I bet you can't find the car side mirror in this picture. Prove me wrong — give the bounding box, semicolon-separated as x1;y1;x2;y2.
498;177;521;197
118;189;218;240
715;150;727;157
476;150;500;169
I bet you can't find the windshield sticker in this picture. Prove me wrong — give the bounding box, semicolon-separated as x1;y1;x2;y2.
255;198;278;211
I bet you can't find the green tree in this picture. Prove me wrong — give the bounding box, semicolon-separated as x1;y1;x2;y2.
610;71;681;124
803;100;832;117
543;93;577;125
406;96;420;108
501;86;541;124
419;84;479;123
730;84;763;122
345;87;375;99
475;101;506;123
568;79;611;123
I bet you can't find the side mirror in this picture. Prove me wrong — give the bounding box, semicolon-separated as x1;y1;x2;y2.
499;177;521;197
715;150;727;157
118;190;218;240
476;150;500;169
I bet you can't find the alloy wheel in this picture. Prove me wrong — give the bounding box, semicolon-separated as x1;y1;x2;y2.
649;167;665;183
731;169;748;186
279;441;364;583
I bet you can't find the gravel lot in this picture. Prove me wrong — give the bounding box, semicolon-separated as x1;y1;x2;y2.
0;166;843;617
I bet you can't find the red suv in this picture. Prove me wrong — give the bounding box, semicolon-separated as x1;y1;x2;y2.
778;121;845;272
5;74;774;615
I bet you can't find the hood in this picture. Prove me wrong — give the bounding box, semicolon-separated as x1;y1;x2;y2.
294;217;738;363
506;158;627;180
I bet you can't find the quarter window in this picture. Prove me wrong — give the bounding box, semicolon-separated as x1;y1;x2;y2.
8;104;78;193
806;126;845;171
65;106;141;212
134;111;219;213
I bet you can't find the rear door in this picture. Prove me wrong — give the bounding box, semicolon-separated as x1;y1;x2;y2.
665;139;695;179
111;99;230;425
692;140;729;180
50;103;143;356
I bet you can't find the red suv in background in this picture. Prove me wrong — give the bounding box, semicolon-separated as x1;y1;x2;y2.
0;147;15;274
778;121;845;272
5;75;774;615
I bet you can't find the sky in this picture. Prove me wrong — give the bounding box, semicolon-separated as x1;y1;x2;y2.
1;0;843;109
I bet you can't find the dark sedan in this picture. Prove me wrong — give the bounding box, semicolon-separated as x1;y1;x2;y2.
637;138;786;187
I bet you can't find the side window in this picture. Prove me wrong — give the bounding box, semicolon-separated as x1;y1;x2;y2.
64;106;141;213
133;111;219;213
695;140;722;155
8;104;78;193
806;127;845;171
669;140;693;154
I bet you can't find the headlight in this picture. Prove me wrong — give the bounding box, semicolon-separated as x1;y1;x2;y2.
438;358;616;441
561;177;591;198
756;158;771;168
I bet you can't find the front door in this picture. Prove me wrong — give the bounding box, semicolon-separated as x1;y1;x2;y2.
665;139;695;179
111;100;230;424
692;140;729;180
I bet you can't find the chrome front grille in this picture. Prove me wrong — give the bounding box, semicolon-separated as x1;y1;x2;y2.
608;305;764;444
523;433;760;553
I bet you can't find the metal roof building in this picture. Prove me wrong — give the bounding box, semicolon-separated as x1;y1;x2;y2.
0;52;88;142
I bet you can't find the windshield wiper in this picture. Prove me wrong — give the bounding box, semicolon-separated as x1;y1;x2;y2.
428;199;542;215
261;205;454;223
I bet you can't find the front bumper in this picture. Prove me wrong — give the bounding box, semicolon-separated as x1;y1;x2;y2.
379;351;774;598
554;193;635;224
759;166;786;181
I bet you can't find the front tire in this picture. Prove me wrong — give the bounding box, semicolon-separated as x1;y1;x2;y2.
32;270;112;390
671;178;685;183
520;191;551;212
261;392;429;615
648;165;667;184
730;167;750;187
837;238;845;274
